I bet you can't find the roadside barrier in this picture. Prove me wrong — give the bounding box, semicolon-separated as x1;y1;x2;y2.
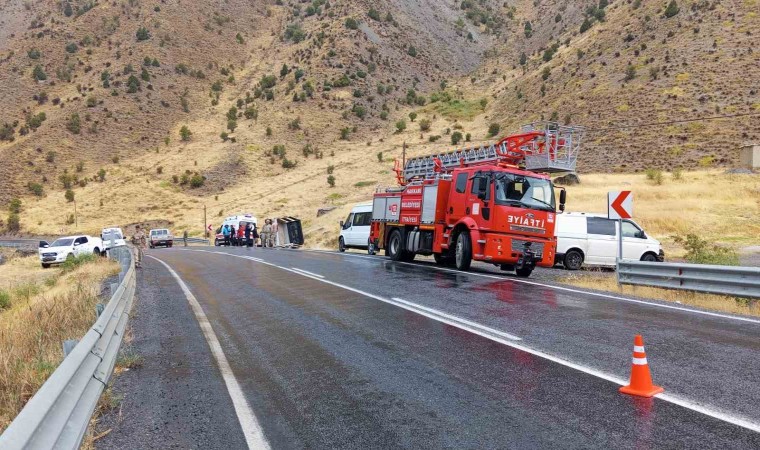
0;246;136;449
619;335;664;398
617;260;760;299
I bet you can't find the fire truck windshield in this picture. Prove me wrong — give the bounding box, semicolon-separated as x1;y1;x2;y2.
494;174;556;212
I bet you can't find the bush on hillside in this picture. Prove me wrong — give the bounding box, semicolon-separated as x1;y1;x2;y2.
451;131;463;145
327;175;335;187
488;123;500;137
664;0;680;18
673;234;738;266
395;120;406;133
179;125;192;141
66;113;81;134
32;65;47;81
64;189;75;202
136;27;150;41
419;119;431;132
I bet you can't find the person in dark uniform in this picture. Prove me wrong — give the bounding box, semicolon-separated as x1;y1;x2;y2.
244;223;251;248
230;225;236;246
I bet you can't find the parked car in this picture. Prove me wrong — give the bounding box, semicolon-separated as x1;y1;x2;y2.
149;228;174;248
555;212;664;270
101;227;126;251
39;235;104;268
214;214;258;246
339;202;375;254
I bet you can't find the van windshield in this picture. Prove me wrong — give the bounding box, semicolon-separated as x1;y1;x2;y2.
494;174;556;212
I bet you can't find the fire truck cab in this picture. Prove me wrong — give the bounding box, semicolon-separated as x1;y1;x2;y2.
370;123;581;278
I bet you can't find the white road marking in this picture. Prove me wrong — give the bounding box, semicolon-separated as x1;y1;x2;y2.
291;267;324;278
181;249;760;433
306;249;760;325
147;255;271;450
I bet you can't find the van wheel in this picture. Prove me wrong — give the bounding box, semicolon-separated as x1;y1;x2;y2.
387;229;404;261
41;263;51;269
564;250;584;270
454;231;472;271
93;247;100;255
641;253;658;262
339;237;346;252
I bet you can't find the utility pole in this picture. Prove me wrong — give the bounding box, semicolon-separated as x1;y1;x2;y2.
203;205;207;240
402;141;406;170
74;201;78;229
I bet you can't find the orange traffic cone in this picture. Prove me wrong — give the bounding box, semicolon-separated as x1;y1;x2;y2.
619;335;664;397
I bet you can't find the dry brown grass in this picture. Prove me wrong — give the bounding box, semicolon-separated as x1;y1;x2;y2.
562;272;760;318
0;254;119;432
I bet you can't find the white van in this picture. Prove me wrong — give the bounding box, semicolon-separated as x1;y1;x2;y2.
339;202;375;254
555;212;664;270
214;214;258;246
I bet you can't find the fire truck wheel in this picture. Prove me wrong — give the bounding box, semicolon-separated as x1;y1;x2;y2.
387;229;404;261
401;251;416;262
563;249;584;270
339;237;346;252
454;232;472;271
515;267;533;278
367;239;377;255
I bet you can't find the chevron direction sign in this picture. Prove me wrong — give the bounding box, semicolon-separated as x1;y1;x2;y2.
608;191;633;220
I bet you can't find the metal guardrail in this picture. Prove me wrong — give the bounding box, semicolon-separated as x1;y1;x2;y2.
617;260;760;299
184;237;210;245
0;246;136;449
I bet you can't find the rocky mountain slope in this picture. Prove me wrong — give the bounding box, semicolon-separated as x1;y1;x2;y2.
0;0;757;239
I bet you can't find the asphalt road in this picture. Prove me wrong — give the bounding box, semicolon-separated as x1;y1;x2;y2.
99;246;760;449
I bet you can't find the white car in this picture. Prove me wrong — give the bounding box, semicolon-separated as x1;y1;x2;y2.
339;202;375;254
101;227;126;251
555;212;664;270
39;235;105;268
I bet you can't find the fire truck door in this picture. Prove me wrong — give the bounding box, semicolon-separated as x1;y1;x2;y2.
467;174;492;224
448;172;469;223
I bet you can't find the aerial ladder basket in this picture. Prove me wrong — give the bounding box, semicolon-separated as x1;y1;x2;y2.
395;122;584;184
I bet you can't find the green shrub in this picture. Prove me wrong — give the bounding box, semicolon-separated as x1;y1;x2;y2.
66;113;81;134
624;65;637;81
354;180;375;188
190;174;205;188
282;158;297;169
409;112;417;122
136;27;151;41
284;23;306;42
9;198;21;214
488;123;500;137
65;42;78;53
0;289;10;310
664;0;679;18
451;131;463;145
61;253;97;272
673;234;738;266
345;17;358;29
368;8;380;21
27;182;44;196
32;65;47;81
6;213;20;232
671;168;682;180
327;165;335;175
98;168;106;181
407;46;417;57
395;120;406;133
179;125;192;141
28;48;41;59
327;175;335;187
64;189;75;202
376;152;383;162
644;168;663;185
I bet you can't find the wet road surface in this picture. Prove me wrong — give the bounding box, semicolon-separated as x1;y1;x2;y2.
100;247;760;449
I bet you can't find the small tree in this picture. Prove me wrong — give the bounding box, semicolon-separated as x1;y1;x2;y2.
63;2;73;17
377;152;383;162
624;65;637;81
6;213;20;232
327;175;335;187
97;168;106;181
64;189;75;203
368;8;381;21
345;18;359;30
519;52;527;66
395;120;406;133
227;119;237;132
126;75;140;93
409;112;417;122
488;123;501;137
9;198;21;214
407;45;417;57
419;119;431;132
141;67;150;82
179;125;192;141
664;0;680;18
451;131;463;145
327;165;335;174
28;182;44;196
32;65;47;81
136;27;151;41
340;127;351;140
66;113;81;134
524;21;532;38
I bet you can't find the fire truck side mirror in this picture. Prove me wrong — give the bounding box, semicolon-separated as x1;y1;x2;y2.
559;189;567;211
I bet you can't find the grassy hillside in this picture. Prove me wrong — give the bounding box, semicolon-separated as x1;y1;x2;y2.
1;0;758;253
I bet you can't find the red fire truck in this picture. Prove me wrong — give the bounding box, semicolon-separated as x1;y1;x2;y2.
369;123;583;277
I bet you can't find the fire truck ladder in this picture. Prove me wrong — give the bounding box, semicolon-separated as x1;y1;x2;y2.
398;123;584;183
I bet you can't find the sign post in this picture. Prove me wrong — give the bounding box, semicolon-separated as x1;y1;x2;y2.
608;191;633;262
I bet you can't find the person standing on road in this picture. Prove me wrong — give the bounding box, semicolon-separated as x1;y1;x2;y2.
244;223;251;248
230;225;236;246
262;219;274;248
252;224;259;248
223;224;231;246
183;229;188;247
131;225;147;268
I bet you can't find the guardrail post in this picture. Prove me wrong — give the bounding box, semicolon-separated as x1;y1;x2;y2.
95;303;105;317
62;339;78;357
